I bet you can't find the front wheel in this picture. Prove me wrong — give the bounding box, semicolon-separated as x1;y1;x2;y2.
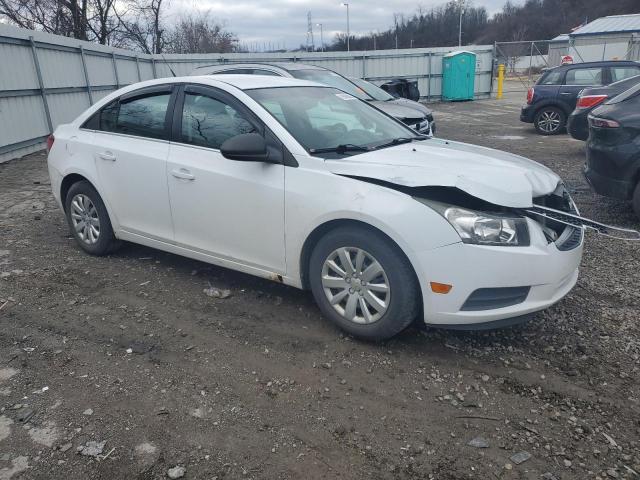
309;226;420;341
534;107;566;135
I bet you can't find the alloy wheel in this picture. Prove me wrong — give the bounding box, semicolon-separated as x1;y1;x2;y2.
70;194;101;245
537;110;561;133
321;247;390;324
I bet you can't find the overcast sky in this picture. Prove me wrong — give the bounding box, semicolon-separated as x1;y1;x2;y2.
168;0;517;49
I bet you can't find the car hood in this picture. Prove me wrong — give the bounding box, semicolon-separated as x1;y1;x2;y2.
370;100;424;120
388;98;432;116
325;138;561;208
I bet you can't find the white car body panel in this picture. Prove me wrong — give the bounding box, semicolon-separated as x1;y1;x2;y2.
167;143;286;273
326;139;561;208
47;75;584;328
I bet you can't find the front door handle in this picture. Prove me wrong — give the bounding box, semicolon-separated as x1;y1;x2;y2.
171;168;195;181
559;92;573;95
98;151;116;161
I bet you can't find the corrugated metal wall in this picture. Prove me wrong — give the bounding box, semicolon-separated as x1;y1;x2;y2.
0;23;494;163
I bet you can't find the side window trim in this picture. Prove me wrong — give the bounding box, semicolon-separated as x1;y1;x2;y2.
81;84;179;142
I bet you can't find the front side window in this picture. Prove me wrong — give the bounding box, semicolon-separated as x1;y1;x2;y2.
248;86;417;153
180;93;256;149
565;68;603;86
91;92;171;140
611;67;640;82
538;69;563;85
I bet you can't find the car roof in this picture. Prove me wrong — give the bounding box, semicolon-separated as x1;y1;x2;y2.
191;62;325;74
547;60;640;71
122;75;327;92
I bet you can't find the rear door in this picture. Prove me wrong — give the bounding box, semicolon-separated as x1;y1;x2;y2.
166;85;286;272
91;85;176;241
558;66;605;112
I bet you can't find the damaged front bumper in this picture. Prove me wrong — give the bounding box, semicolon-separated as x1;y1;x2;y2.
415;214;583;328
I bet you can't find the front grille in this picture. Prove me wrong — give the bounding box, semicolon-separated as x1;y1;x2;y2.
461;286;531;311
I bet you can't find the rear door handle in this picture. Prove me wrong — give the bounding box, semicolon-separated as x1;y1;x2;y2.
98;151;116;161
560;92;573;95
171;168;195;181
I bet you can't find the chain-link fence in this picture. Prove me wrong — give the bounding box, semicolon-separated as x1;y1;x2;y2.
494;40;551;93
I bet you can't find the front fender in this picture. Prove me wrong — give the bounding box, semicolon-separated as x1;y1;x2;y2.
284;166;460;287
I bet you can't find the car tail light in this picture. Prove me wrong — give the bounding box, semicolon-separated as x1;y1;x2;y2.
588;116;620;128
526;87;534;104
576;94;607;109
46;134;55;152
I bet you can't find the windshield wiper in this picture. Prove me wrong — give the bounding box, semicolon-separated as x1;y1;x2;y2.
373;136;428;150
309;144;372;154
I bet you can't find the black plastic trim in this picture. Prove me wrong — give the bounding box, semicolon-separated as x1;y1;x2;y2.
461;286;531;311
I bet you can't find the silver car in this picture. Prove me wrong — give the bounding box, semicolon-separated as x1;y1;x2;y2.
190;62;433;135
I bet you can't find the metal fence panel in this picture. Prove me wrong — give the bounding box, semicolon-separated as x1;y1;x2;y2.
0;23;494;163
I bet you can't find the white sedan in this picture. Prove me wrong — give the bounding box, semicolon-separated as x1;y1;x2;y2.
47;75;583;340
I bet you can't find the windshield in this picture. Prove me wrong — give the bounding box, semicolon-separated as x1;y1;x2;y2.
349;77;394;101
288;69;372;101
247;86;419;154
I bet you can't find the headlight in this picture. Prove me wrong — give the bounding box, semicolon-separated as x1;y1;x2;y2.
416;199;530;246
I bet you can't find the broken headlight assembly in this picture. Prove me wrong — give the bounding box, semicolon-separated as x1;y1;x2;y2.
416;199;530;246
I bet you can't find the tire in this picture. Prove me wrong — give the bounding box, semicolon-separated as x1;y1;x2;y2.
308;226;420;341
534;106;566;135
633;182;640;220
64;180;120;256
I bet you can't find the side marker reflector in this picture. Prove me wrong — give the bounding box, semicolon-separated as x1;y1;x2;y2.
430;282;453;294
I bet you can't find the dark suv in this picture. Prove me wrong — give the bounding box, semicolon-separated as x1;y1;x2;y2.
520;61;640;135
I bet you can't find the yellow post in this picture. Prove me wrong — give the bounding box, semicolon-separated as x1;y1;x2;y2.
497;64;505;99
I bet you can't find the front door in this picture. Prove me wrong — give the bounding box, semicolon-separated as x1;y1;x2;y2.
93;85;175;241
166;85;286;273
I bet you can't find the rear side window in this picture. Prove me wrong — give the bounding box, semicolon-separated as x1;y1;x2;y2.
611;66;640;82
565;68;603;86
180;93;257;149
538;70;563;85
86;92;171;140
117;94;171;139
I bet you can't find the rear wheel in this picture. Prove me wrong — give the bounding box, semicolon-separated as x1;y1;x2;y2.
534;107;566;135
309;226;420;341
65;181;120;256
633;182;640;220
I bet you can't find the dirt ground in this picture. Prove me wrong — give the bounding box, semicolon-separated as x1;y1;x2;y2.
1;91;639;480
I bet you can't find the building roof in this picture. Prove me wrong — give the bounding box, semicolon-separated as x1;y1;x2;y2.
549;34;569;43
570;14;640;37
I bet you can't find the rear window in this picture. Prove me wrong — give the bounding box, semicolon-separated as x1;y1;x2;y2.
611;66;640;82
606;82;640;104
565;68;603;86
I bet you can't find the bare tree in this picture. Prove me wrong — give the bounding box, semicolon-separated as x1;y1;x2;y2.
165;12;237;54
87;0;118;44
115;0;165;54
0;0;87;38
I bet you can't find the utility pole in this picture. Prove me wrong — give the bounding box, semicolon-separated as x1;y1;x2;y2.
316;23;324;52
341;3;350;51
458;0;464;47
306;12;315;51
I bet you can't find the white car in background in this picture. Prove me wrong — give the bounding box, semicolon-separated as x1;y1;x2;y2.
47;75;583;340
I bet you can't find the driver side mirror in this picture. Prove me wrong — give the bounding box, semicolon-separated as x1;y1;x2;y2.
220;133;270;162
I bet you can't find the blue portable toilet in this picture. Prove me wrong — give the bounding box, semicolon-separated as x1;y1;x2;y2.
442;50;476;101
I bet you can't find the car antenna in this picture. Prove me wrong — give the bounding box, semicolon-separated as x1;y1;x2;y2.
159;52;177;77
